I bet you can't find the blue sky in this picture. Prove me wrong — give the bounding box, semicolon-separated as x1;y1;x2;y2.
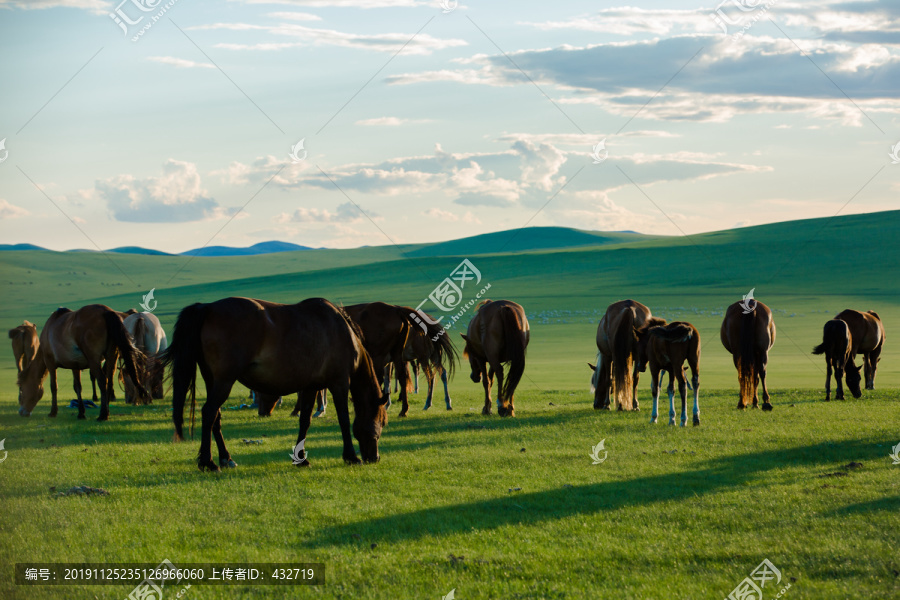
0;0;897;252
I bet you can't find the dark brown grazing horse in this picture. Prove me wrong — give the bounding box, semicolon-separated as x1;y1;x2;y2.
635;321;701;426
460;299;529;417
160;297;387;472
589;300;664;411
10;321;99;405
398;309;456;411
16;305;146;420
812;319;862;401
345;303;456;417
720;300;776;410
834;309;885;390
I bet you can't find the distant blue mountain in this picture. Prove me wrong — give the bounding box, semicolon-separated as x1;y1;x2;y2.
0;243;48;251
179;241;314;256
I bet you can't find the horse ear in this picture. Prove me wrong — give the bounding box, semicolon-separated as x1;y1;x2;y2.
460;334;469;342
587;362;596;371
23;320;33;327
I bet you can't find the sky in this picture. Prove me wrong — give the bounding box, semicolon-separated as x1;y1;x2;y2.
0;0;898;252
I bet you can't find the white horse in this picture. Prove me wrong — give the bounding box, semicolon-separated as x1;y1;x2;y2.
123;311;168;403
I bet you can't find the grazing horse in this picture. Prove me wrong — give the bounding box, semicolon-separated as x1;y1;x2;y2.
122;311;168;404
10;321;99;405
834;309;885;390
160;297;388;471
720;300;776;410
590;300;664;411
812;319;862;401
400;312;456;411
635;321;701;426
345;302;456;417
16;305;146;420
460;299;529;417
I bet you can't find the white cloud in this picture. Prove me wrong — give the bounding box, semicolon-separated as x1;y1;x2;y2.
276;201;378;223
0;0;106;14
237;0;425;7
266;11;322;21
147;56;216;69
355;117;433;126
0;199;30;219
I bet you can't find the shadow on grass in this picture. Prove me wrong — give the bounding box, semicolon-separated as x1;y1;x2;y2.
307;438;887;547
825;495;900;516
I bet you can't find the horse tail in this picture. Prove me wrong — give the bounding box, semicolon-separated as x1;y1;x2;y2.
103;310;146;401
402;308;457;378
160;303;206;441
499;305;527;402
738;308;758;403
130;315;150;404
590;350;603;394
612;308;635;408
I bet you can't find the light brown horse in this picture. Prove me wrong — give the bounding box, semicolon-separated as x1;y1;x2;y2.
460;299;529;417
122;311;168;404
812;319;862;401
16;305;146;420
635;321;701;426
720;300;776;410
160;297;387;472
10;321;99;405
589;300;664;411
833;309;885;390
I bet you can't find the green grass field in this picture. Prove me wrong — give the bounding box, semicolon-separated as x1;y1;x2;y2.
1;212;899;599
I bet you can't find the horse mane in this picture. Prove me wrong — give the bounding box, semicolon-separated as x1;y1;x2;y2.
336;305;365;343
475;299;491;312
16;344;46;388
53;307;71;316
867;310;881;320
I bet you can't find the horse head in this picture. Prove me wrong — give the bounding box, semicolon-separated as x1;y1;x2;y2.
845;360;863;399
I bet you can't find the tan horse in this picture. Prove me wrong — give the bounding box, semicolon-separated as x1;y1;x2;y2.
720;300;776;410
122;311;168;404
834;309;885;390
10;321;99;405
17;305;146;420
635;321;701;426
160;297;387;471
460;299;529;417
589;300;664;411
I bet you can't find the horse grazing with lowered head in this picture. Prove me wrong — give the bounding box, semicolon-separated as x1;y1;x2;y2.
812;319;862;401
10;321;99;405
720;299;776;410
635;321;701;426
833;309;885;390
160;297;388;472
16;305;146;420
589;300;664;411
460;299;529;417
399;309;457;411
122;311;168;404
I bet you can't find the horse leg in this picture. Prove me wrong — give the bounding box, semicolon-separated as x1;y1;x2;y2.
492;362;509;416
423;369;435;411
73;370;83;403
397;361;410;418
293;389;317;467
331;386;361;465
441;368;452;411
676;366;688;427
213;407;237;469
689;359;700;427
733;355;746;410
824;358;832;401
198;381;234;471
834;362;845;401
759;352;773;411
97;358;116;421
667;369;676;426
649;366;660;424
290;393;302;417
632;366;640;412
312;390;327;418
48;367;59;418
594;354;612;410
863;351;876;390
482;365;493;416
412;361;419;394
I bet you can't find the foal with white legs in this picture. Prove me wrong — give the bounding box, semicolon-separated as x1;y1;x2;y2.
635;321;700;427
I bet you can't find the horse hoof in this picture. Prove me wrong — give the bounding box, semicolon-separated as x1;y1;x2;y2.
344;455;362;465
219;458;237;469
422;403;431;411
650;418;657;424
693;418;700;427
77;414;86;420
668;420;675;426
97;414;109;422
290;411;299;417
294;458;311;467
199;461;220;472
482;408;491;416
312;410;325;418
445;404;452;411
762;403;774;412
47;412;56;418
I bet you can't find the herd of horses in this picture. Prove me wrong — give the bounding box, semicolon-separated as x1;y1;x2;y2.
8;295;886;471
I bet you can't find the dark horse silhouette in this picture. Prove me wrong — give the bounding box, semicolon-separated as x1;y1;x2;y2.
720;300;776;410
833;309;885;391
812;319;862;401
345;302;455;417
589;299;664;411
635;321;701;426
460;299;529;417
160;297;388;472
15;305;145;420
